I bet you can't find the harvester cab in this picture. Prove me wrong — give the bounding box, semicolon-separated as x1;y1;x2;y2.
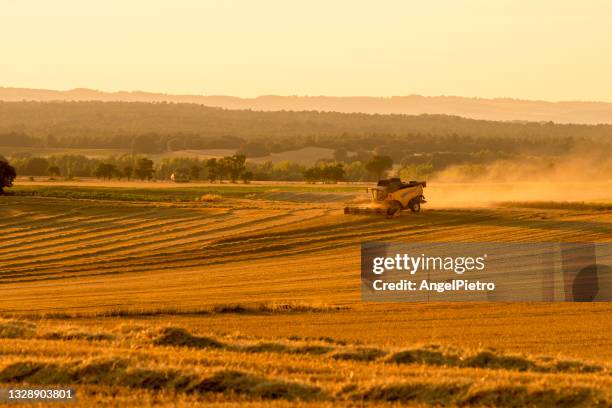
345;178;426;217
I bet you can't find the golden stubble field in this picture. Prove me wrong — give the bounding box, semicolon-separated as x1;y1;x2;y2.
0;181;611;407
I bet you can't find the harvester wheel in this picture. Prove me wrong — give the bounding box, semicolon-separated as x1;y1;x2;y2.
410;200;421;212
387;201;402;217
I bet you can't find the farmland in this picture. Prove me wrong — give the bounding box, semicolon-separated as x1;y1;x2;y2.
1;181;611;406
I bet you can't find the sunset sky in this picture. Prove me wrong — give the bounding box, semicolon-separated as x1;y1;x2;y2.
2;0;611;101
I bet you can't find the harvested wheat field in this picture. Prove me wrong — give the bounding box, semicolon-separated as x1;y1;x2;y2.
1;182;611;407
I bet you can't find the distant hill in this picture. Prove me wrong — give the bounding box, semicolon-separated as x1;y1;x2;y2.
1;100;610;165
2;86;612;124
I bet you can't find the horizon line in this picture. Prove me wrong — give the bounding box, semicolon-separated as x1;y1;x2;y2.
2;85;612;105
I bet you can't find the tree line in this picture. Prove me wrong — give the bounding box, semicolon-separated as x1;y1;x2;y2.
2;152;404;184
1;101;610;162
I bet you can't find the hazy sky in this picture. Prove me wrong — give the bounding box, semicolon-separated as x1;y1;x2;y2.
2;0;611;101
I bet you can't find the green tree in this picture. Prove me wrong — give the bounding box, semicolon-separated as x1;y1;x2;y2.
206;158;219;183
123;165;133;181
345;161;368;181
47;165;61;177
0;160;17;194
365;155;393;180
189;165;201;180
172;167;190;182
134;158;155;180
303;167;322;183
94;163;118;180
216;158;231;182
227;154;246;183
241;170;253;184
47;154;96;178
270;160;305;181
321;163;345;183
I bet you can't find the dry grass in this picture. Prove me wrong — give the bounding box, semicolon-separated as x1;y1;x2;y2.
0;320;36;339
388;346;460;366
3;302;348;320
198;193;223;202
332;348;387;362
195;370;323;401
0;322;608;406
358;382;607;407
154;327;225;349
1;186;612;406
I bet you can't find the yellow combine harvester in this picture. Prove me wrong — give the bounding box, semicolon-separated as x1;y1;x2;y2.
344;178;426;217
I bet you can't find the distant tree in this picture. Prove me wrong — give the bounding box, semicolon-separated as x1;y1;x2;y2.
217;158;231;183
241;170;253;184
0;160;17;194
226;154;246;183
365;155;393;180
206;158;219;183
314;158;334;165
269;160;300;181
47;165;61;177
134;158;155;180
172;167;190;182
123;165;133;181
303;167;322;183
215;155;245;183
303;163;345;184
94;163;118;180
321;163;345;183
344;161;368;182
189;165;201;180
3;101;612;161
23;157;50;176
47;154;97;178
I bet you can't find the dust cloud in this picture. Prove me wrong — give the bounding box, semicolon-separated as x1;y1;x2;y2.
426;153;612;208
